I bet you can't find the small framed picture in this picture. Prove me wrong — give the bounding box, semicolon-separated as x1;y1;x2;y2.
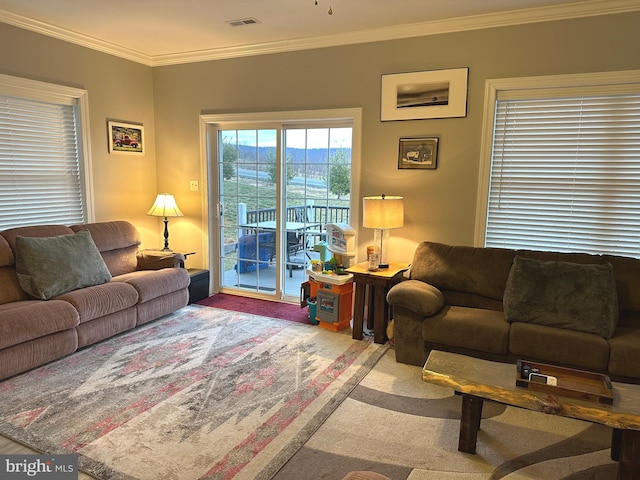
108;121;144;155
398;137;439;170
381;68;468;121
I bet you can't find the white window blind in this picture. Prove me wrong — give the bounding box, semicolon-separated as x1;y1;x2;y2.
486;88;640;258
0;94;85;229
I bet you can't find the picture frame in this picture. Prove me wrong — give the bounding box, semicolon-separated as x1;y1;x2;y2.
398;136;439;170
108;121;144;155
381;67;468;121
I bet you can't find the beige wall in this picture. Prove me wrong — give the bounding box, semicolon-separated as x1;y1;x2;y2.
1;12;640;268
152;12;640;266
0;23;162;248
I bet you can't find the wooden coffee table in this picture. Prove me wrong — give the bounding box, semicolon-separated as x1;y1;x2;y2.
422;350;640;479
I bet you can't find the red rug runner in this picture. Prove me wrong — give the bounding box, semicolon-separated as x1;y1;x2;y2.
197;293;311;324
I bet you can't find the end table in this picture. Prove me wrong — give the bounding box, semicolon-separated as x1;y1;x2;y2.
346;262;409;344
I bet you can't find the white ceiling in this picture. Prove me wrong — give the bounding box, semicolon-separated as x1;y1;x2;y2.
1;0;638;66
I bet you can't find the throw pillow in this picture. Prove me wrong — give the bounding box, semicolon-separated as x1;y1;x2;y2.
503;256;618;339
15;230;112;300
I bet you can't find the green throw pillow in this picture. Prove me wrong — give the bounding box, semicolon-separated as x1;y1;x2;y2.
15;230;112;300
503;256;618;339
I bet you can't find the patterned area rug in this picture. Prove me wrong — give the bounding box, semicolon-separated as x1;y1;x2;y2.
0;305;388;480
274;350;618;480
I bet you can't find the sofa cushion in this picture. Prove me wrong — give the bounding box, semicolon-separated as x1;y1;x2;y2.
55;281;139;323
70;221;141;276
113;268;191;303
0;235;14;268
0;300;79;349
15;230;112;300
504;256;618;339
607;327;640;380
409;242;516;305
422;306;510;355
509;321;610;372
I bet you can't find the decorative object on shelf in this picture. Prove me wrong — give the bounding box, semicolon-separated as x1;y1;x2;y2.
362;194;404;268
107;120;144;155
381;67;469;121
398;136;439;170
146;193;183;251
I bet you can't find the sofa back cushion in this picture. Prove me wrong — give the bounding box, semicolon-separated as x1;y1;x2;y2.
1;225;75;249
70;221;141;277
0;235;28;305
409;242;516;308
410;241;640;314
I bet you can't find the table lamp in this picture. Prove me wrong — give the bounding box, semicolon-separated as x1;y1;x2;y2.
362;194;404;268
146;193;183;251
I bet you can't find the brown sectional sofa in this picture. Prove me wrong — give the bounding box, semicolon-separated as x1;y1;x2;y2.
0;220;191;381
387;241;640;383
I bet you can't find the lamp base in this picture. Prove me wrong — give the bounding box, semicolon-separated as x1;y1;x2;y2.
374;228;390;268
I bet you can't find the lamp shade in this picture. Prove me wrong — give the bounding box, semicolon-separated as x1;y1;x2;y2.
146;193;184;217
362;195;404;229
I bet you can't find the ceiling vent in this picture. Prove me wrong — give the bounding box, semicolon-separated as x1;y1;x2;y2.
226;18;261;27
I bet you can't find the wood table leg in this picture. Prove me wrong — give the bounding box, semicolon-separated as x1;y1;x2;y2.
617;429;640;480
612;428;622;461
458;394;484;454
351;280;365;340
372;283;387;344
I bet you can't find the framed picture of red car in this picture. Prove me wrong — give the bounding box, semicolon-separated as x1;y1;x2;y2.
108;121;144;155
398;136;439;170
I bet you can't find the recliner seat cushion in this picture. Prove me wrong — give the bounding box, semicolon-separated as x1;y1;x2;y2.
113;268;190;303
55;281;139;323
0;300;79;349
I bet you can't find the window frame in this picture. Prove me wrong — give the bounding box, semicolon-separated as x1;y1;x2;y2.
474;70;640;253
0;73;94;229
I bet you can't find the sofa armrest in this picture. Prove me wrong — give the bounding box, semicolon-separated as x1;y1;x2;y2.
136;251;185;270
387;280;445;317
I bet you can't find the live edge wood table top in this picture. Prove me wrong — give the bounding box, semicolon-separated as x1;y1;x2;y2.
422;350;640;479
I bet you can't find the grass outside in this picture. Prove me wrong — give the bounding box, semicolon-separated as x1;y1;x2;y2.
219;176;349;272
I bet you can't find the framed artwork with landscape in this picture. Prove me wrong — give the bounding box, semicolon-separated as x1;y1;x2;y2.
398;136;439;170
108;121;144;155
381;67;469;121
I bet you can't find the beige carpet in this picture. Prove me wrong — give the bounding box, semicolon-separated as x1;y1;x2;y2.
273;349;617;480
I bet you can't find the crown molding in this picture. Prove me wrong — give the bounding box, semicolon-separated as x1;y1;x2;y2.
1;0;639;67
0;10;153;66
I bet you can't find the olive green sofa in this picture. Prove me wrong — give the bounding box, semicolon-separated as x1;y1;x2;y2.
387;241;640;383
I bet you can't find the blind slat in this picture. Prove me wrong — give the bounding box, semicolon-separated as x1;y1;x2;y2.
486;90;640;257
0;94;85;229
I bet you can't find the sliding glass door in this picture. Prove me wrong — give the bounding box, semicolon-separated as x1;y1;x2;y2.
205;109;359;303
218;128;279;296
